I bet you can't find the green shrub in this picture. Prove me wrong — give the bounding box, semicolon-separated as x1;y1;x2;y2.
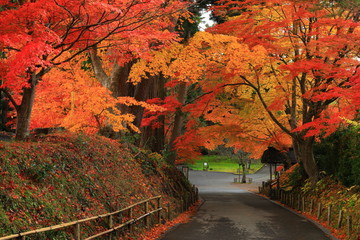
314;126;360;186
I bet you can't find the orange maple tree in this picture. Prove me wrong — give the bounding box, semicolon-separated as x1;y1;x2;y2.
130;0;359;180
206;0;359;180
30;54;164;134
130;32;291;161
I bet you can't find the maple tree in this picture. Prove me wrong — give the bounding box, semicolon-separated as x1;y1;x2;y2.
128;8;289;161
131;0;359;180
0;0;189;140
87;4;200;153
129;33;285;162
30;54;164;134
207;0;360;181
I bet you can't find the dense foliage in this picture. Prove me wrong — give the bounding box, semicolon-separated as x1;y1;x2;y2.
314;126;360;187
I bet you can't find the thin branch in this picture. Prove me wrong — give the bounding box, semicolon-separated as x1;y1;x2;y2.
184;83;247;106
239;75;294;137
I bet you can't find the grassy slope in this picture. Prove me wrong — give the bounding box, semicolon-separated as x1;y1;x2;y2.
0;133;192;238
187;155;263;174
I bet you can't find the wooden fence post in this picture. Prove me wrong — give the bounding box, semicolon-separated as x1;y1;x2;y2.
347;215;352;237
74;223;81;240
195;187;199;201
327;205;332;225
192;185;197;204
310;199;314;213
337;210;343;229
289;194;292;207
302;197;305;212
317;202;322;219
145;201;149;228
108;215;114;240
129;208;133;232
157;197;162;224
293;194;296;208
167;203;172;220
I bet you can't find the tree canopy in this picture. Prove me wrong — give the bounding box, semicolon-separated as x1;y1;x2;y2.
0;0;359;181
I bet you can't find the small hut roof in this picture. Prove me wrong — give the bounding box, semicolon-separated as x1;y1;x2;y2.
261;147;287;164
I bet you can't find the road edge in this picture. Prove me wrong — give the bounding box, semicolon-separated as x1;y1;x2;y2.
252;191;339;240
157;197;205;239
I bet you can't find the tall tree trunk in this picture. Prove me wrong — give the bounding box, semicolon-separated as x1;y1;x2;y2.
293;136;319;182
15;74;37;140
168;82;188;164
90;47;167;152
139;75;165;152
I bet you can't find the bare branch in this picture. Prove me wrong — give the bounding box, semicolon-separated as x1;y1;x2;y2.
1;88;20;111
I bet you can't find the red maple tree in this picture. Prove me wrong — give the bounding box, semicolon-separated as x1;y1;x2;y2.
0;0;188;139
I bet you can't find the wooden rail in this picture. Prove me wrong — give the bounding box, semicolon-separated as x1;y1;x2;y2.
259;183;359;239
0;196;162;240
0;183;199;240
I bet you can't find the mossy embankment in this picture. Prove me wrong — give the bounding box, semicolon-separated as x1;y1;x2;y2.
0;133;192;238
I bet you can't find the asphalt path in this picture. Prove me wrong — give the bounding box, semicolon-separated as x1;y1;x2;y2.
160;166;336;240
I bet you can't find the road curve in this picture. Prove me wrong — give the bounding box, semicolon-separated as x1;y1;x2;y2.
160;168;335;240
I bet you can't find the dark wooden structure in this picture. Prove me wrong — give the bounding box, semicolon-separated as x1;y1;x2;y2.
261;147;297;181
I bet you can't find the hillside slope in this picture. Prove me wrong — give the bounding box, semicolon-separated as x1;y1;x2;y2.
0;133;193;238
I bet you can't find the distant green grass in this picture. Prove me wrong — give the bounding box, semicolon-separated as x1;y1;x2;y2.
187;155;263;174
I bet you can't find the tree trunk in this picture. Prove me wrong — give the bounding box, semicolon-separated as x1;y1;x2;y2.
167;82;188;164
293;137;319;182
241;163;246;183
247;159;251;169
0;91;10;131
15;74;37;140
111;61;135;98
139;75;165;152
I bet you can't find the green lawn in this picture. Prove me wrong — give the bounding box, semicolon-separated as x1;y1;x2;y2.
187;155;263;174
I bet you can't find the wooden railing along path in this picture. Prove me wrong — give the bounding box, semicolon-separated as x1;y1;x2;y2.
0;196;163;240
259;182;359;240
0;184;199;240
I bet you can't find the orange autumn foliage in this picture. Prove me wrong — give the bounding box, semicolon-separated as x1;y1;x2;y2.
130;31;292;161
31;54;164;133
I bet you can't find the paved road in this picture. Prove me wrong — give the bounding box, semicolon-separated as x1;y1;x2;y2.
160;167;335;240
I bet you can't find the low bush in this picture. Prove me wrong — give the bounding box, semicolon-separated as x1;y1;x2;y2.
314;126;360;187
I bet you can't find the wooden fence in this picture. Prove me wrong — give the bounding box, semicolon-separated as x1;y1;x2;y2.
0;196;162;240
0;186;198;240
259;183;359;240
